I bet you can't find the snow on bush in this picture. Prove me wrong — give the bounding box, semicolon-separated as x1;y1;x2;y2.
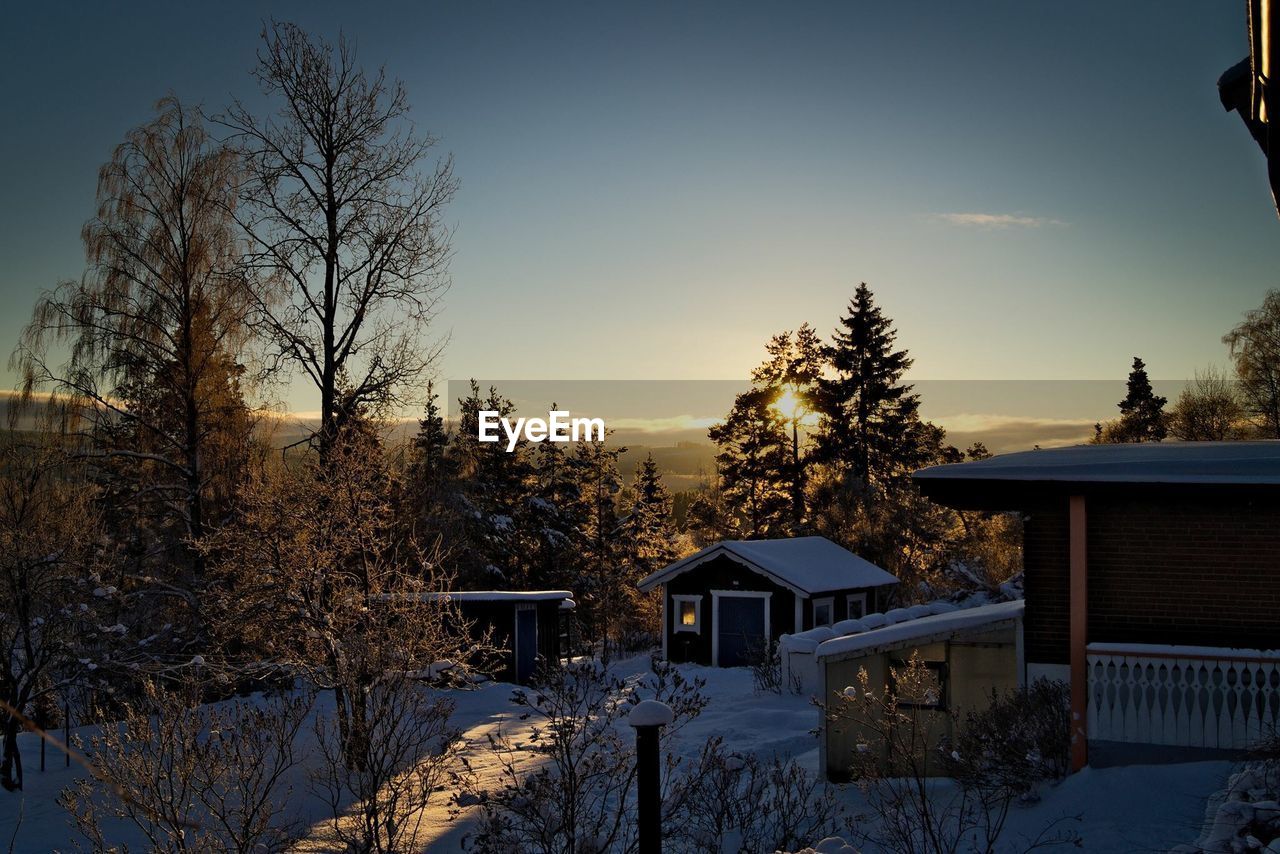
1176;761;1280;853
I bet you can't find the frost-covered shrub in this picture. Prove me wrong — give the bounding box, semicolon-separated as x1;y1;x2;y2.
312;676;459;854
665;736;853;853
59;681;312;854
831;657;1078;854
745;638;784;695
465;656;707;854
940;678;1071;791
1174;763;1280;854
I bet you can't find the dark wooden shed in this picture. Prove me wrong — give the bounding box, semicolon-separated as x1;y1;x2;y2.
426;590;573;684
638;537;898;667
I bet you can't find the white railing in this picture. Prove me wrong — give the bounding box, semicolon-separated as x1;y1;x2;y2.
1087;643;1280;750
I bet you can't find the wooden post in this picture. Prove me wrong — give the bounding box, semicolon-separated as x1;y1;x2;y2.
1069;494;1088;772
629;700;673;854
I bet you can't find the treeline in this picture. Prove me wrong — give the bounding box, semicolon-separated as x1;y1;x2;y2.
0;22;473;799
1094;293;1280;443
0;21;689;804
408;380;682;651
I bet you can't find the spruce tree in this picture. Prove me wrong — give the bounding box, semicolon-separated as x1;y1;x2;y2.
573;436;626;658
1113;357;1168;442
619;455;678;578
708;387;793;538
450;381;534;585
751;323;824;529
522;414;589;590
816;283;939;494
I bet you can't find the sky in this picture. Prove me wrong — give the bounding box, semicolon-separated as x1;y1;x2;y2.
2;2;1277;422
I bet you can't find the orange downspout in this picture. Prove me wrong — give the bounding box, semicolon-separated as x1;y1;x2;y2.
1069;495;1088;772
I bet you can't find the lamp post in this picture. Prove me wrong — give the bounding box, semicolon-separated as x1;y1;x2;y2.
629;699;673;854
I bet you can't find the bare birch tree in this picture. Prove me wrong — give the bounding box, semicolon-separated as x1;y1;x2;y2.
11;97;257;577
220;21;457;456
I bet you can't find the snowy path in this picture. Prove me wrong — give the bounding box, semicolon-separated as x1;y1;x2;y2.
0;655;1236;852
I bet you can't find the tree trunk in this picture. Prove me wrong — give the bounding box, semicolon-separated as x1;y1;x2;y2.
0;713;22;791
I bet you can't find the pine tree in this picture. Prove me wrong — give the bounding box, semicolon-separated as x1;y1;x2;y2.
708;387;794;539
619;455;678;578
573;437;626;658
1101;357;1168;442
751;323;824;530
450;381;534;586
751;322;826;389
816;283;940;494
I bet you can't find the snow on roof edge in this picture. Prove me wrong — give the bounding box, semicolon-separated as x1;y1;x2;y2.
415;590;573;603
814;599;1025;661
638;536;898;595
914;441;1280;486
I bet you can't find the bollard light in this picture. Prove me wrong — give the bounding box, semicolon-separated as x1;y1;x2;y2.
628;700;673;854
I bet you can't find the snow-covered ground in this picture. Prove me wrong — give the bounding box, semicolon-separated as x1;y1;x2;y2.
0;655;1236;852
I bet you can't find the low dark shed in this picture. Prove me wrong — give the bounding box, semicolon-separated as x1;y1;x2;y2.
639;537;899;667
428;590;573;684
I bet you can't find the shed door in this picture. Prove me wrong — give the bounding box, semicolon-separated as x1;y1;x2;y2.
717;595;766;667
515;604;538;683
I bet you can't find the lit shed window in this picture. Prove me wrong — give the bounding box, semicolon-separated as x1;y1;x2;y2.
673;595;701;633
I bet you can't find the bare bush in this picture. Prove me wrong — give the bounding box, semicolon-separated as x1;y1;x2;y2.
745;637;783;695
831;654;1079;854
312;674;459;853
59;680;311;853
666;735;852;852
942;679;1072;790
465;656;706;854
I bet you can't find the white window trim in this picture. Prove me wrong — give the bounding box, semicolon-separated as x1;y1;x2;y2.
660;584;668;659
672;594;702;634
846;592;868;621
812;596;835;628
710;589;771;667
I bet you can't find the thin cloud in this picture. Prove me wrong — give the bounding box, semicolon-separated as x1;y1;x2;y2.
935;212;1066;228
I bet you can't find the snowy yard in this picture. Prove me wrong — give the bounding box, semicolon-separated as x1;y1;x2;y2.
0;655;1235;853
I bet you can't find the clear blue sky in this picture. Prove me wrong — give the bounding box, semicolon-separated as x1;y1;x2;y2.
2;2;1276;416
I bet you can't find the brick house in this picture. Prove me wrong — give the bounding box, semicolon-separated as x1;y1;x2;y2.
914;441;1280;768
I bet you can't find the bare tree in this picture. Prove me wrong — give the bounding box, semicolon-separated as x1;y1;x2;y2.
205;414;474;769
1169;366;1248;441
219;21;457;455
1224;290;1280;438
59;679;312;853
0;438;111;792
12;97;257;575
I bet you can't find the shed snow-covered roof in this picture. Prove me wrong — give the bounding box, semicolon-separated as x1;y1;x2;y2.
915;442;1280;508
416;590;573;603
637;536;898;596
814;599;1024;662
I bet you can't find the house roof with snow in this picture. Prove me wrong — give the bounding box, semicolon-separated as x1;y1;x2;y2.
813;599;1025;662
636;536;898;597
914;441;1280;508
